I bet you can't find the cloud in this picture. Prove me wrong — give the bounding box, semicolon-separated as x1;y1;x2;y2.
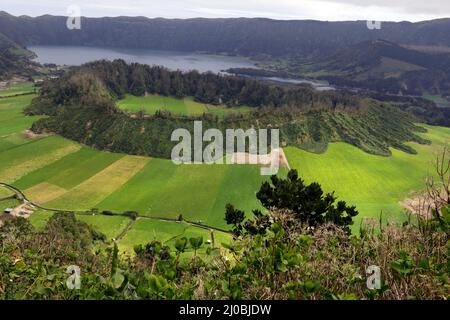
1;0;449;21
313;0;450;15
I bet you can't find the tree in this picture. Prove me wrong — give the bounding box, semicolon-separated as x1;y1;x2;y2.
225;203;245;235
189;236;203;258
225;169;358;235
256;169;358;233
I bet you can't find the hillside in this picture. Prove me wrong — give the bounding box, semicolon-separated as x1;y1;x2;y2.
1;69;449;303
1;89;448;232
315;40;450;78
2;11;450;58
0;32;37;80
23;60;431;158
293;40;450;98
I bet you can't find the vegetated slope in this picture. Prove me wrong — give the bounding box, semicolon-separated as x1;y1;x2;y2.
0;82;35;97
1;204;449;300
285;124;450;223
26;60;429;157
0;94;41;138
316;40;447;78
2;11;450;58
0;32;37;80
303;40;450;97
0;93;271;230
1;89;448;234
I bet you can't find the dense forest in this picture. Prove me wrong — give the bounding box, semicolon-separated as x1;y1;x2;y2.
26;60;429;158
29;59;359;111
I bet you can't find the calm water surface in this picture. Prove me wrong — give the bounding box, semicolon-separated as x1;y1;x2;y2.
28;45;334;90
28;45;256;73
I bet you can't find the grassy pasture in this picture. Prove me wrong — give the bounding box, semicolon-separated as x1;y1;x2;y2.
285;124;450;224
0;198;20;212
28;210;53;230
0;95;41;137
14;147;125;191
117;94;252;117
0;94;269;230
28;210;131;240
1;91;450;248
0;185;14;198
0;133;36;153
76;214;131;240
0;82;35;98
97;159;273;228
43;155;149;210
118;218;232;256
422;92;450;108
27;209;232;257
0;135;81;184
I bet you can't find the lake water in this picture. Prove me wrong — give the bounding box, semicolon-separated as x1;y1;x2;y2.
28;45;334;90
28;45;256;73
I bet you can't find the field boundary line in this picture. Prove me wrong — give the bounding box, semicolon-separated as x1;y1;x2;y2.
114;217;137;241
0;92;35;99
0;182;232;235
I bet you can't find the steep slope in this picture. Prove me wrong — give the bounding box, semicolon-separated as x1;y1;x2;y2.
304;40;450;98
26;61;429;158
1;11;450;58
316;40;450;79
0;31;36;80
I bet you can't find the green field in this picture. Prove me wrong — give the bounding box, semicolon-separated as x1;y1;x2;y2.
76;214;131;239
0;185;14;198
0;95;42;137
117;94;252;117
0;82;35;98
0;90;266;248
118;218;231;255
1;88;449;247
27;210;232;256
0;197;20;212
422;92;450;108
24;209;131;241
96;159;270;227
27;210;53;229
285;124;450;224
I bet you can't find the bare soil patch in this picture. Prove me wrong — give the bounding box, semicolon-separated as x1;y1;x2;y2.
228;148;290;169
400;189;448;219
22;130;51;140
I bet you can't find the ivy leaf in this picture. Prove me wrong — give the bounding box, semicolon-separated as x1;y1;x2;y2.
112;271;125;289
189;236;203;250
175;237;188;253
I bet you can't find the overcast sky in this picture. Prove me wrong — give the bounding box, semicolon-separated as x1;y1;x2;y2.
1;0;448;22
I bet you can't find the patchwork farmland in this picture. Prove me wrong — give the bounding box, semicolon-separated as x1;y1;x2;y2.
0;87;449;254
